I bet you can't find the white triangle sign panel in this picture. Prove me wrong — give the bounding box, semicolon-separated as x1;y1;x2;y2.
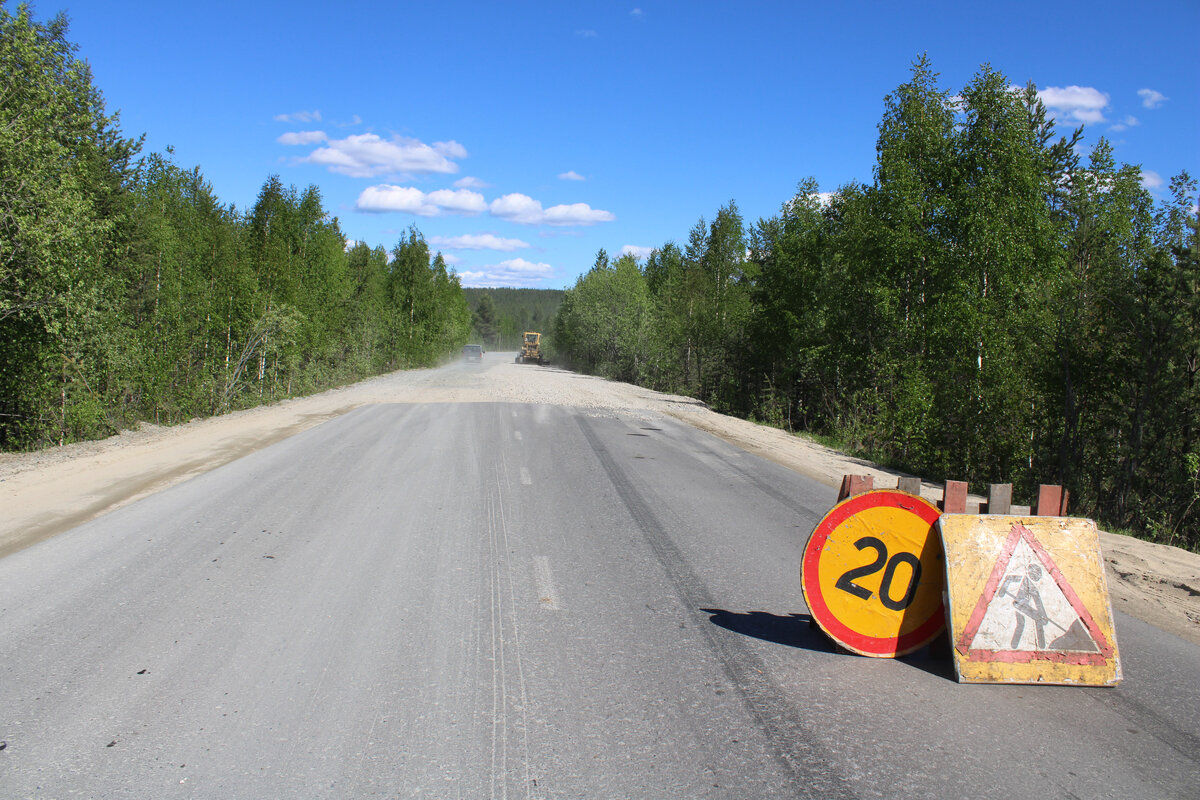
954;522;1114;667
968;537;1100;654
940;515;1121;684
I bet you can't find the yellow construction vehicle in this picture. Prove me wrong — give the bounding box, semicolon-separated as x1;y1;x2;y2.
517;331;545;364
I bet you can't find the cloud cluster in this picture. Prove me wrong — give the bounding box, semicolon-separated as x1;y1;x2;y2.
1035;85;1172;135
279;133;467;178
620;245;654;260
355;187;613;227
458;258;555;288
1141;170;1165;191
454;176;490;189
1110;115;1139;133
1137;89;1168;109
430;233;530;252
356;186;486;216
1038;86;1110;124
277;130;327;146
274;110;321;123
490;193;615;226
276;118;614;290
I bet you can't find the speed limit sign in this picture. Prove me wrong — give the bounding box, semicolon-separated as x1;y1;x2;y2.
802;489;945;657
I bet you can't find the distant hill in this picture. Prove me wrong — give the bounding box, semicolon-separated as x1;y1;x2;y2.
462;288;565;349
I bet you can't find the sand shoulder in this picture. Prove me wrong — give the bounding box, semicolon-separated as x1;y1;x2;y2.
3;358;1197;646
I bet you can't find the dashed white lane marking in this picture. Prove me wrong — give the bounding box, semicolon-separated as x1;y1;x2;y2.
533;556;560;611
519;467;532;486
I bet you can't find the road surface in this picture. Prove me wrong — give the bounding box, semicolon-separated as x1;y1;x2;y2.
1;358;1198;798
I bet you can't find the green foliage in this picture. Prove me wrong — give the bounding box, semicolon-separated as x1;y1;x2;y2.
0;5;470;447
555;252;651;382
461;287;564;349
0;2;140;445
552;56;1200;550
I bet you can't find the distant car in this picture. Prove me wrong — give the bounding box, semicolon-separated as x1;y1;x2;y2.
461;344;484;361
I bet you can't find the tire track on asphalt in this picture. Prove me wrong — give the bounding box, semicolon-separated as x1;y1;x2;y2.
678;425;833;521
676;418;1200;770
577;415;856;800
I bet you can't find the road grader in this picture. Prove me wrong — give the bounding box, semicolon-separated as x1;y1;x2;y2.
516;331;545;364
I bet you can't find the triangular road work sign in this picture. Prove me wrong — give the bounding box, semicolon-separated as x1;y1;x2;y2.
959;525;1110;663
939;515;1121;686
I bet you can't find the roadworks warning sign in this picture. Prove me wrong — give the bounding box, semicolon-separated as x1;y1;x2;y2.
938;515;1121;686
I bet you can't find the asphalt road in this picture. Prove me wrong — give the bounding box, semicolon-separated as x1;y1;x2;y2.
2;396;1198;798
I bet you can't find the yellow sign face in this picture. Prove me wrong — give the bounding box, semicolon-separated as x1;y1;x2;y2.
802;490;945;657
939;515;1121;686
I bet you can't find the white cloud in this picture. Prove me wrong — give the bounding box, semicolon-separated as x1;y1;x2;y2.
558;170;586;181
1109;115;1139;132
439;253;462;266
1138;88;1168;109
430;233;530;251
620;245;654;260
357;185;435;215
489;193;615;227
630;7;644;17
434;140;468;159
302;133;466;178
490;193;546;224
356;185;486;216
427;188;488;214
1141;170;1165;191
1038;86;1110;124
575;29;597;37
458;258;556;288
541;202;615;226
277;130;328;145
454;176;490;189
274;110;322;123
815;192;836;206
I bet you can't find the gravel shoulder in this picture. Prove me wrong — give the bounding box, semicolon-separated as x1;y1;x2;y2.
3;353;1197;645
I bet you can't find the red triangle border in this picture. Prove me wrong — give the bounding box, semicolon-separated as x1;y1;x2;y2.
954;522;1114;665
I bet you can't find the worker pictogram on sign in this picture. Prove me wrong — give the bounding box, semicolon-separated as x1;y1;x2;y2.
939;515;1121;685
801;489;945;658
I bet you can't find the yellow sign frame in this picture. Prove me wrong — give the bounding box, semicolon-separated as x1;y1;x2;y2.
939;514;1121;686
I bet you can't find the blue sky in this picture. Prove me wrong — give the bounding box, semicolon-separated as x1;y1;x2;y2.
46;0;1200;289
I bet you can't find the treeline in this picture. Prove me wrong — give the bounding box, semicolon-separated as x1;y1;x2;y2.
554;58;1200;550
0;6;469;449
463;288;563;350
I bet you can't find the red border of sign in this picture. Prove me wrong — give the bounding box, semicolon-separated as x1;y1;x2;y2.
955;522;1114;665
802;490;944;656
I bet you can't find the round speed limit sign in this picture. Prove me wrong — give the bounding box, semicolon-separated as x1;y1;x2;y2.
802;489;945;657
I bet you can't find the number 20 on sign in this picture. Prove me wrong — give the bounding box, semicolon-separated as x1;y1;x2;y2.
802;490;945;657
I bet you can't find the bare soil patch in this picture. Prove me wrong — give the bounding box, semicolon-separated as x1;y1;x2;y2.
3;355;1197;645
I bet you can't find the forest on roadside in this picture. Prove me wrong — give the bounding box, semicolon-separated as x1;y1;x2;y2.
462;288;563;351
553;57;1200;550
0;5;471;450
6;3;1198;551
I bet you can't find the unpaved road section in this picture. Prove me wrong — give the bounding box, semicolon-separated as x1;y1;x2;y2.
2;352;1198;645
